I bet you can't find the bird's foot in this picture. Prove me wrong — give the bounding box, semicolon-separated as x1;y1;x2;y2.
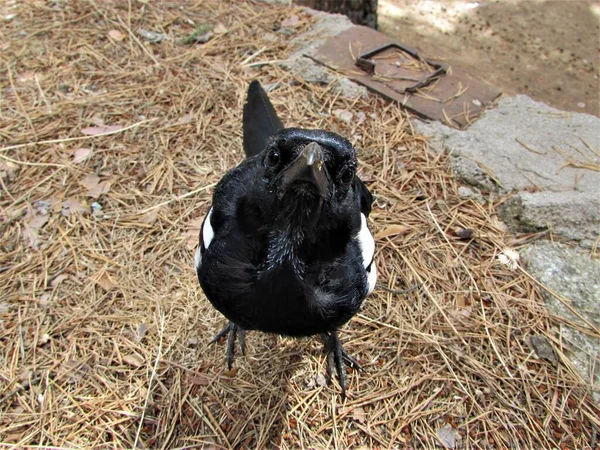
209;321;246;370
321;331;362;397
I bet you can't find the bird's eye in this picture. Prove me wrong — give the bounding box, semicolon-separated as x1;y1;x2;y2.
339;166;355;185
265;149;280;167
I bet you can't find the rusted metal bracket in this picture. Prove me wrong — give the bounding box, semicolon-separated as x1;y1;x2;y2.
355;43;447;93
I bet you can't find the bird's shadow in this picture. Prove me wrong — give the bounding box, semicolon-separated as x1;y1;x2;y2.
167;331;309;449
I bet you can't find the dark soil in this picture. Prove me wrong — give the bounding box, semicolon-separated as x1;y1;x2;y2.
379;0;600;117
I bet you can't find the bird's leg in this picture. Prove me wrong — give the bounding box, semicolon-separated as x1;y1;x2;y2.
237;327;246;356
209;321;245;369
321;331;362;397
226;323;237;370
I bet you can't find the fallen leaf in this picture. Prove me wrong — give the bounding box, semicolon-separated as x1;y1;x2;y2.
213;22;227;33
528;335;559;365
46;197;62;214
186;215;204;249
140;209;159;224
187;234;199;250
281;14;300;27
177;112;194;125
108;29;124;41
22;211;48;250
197;438;218;450
224;367;238;378
352;407;366;424
211;56;228;73
187;216;204;231
22;225;39;249
90;115;105;127
189;374;210;385
456;293;470;308
61;198;89;216
27;212;49;230
50;273;70;288
316;373;328;387
95;272;117;290
60;359;89;384
436;424;457;449
375;224;410;239
333;109;353;124
491;215;509;232
73;148;92;163
38;294;51;307
17;71;36;83
80;174;100;190
81;125;123;135
80;174;110;198
0;160;18;180
87;181;110;198
123;354;144;368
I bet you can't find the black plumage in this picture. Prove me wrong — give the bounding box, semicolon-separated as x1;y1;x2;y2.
195;81;376;395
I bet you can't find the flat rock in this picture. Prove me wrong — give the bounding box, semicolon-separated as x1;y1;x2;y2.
501;191;600;246
415;95;600;245
523;241;599;402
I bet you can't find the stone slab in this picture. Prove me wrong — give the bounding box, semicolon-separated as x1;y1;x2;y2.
415;95;600;245
523;242;600;402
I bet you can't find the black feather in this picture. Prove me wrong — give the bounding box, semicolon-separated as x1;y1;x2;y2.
242;80;284;158
354;177;373;217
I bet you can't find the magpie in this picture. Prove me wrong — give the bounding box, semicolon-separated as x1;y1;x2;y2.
195;80;376;395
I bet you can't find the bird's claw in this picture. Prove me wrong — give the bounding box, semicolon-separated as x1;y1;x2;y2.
321;331;361;397
210;322;232;344
210;321;246;370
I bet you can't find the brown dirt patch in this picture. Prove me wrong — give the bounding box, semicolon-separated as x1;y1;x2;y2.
380;0;600;117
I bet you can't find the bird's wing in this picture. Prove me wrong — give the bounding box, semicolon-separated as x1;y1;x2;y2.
354;178;376;294
194;157;257;272
194;206;215;271
243;81;284;159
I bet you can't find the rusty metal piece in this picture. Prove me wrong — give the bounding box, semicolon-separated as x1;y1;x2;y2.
307;26;502;129
355;56;375;75
356;43;447;93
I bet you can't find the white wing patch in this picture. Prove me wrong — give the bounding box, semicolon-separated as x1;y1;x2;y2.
356;213;377;295
357;213;375;269
202;207;215;249
367;260;377;295
194;246;202;271
194;207;214;271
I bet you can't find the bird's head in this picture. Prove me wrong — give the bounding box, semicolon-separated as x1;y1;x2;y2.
253;128;362;238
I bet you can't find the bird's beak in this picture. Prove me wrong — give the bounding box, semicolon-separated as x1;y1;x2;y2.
279;142;329;198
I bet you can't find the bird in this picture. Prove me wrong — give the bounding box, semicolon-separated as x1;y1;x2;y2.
195;80;376;395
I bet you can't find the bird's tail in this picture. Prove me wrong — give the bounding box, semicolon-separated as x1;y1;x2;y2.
243;81;284;159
